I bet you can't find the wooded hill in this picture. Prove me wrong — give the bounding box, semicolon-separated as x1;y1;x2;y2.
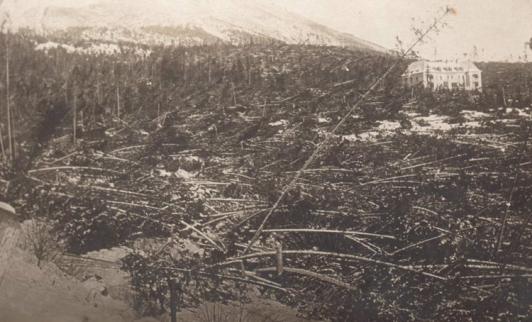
0;33;530;321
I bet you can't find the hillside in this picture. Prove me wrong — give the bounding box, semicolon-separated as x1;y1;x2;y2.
0;30;529;321
0;0;385;51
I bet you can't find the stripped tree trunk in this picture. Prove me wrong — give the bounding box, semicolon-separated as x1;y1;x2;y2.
275;241;283;275
168;279;177;322
116;85;121;118
73;86;78;145
232;82;237;105
5;31;13;165
502;87;507;107
0;124;6;162
207;57;212;84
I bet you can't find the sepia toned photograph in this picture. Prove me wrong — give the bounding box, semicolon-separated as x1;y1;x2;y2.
0;0;530;321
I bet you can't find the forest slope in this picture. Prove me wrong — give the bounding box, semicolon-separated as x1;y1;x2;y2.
0;34;530;321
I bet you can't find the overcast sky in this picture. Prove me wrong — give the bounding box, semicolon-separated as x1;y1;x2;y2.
269;0;532;62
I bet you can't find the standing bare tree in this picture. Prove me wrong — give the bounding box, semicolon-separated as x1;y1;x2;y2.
73;86;77;145
2;18;13;166
114;63;121;119
0;123;6;162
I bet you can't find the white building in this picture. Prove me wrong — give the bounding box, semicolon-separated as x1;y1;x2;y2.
402;60;482;91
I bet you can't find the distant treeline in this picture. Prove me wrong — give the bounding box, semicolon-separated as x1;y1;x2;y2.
478;61;532;107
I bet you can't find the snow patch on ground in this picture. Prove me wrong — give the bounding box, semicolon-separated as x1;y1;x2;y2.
344;110;491;142
35;41;151;57
157;169;173;177
181;155;203;163
156;168;197;179
377;120;402;131
461;110;490;120
505;107;532;118
269;119;288;127
84;246;132;262
411;114;454;132
343;132;379;142
176;168;196;179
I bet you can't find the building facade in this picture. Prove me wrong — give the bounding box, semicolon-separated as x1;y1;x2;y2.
402;60;482;91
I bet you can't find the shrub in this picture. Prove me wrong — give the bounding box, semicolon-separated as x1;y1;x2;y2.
23;219;63;268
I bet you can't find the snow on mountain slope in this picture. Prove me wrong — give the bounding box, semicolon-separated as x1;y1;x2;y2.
0;0;385;51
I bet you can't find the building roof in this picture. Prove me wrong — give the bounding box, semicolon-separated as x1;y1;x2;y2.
403;60;481;76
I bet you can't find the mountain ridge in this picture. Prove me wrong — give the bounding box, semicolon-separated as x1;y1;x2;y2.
0;0;386;51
